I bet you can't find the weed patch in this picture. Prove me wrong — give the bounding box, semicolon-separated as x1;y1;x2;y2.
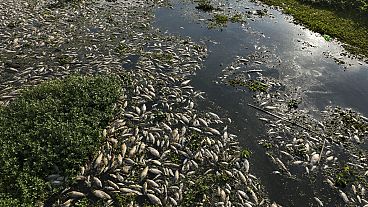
0;75;125;205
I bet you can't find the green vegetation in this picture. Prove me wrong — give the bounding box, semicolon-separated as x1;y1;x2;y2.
325;108;368;133
153;111;167;123
229;78;269;92
230;14;244;23
195;0;215;11
57;54;74;65
323;34;332;42
182;173;231;206
240;148;252;158
113;193;137;206
287;99;299;109
213;14;229;24
117;41;130;55
0;75;124;205
334;165;356;188
150;52;174;64
259;0;368;58
169;152;182;165
188;131;203;151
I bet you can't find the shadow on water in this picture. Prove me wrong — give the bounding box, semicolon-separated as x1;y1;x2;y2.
154;0;368;205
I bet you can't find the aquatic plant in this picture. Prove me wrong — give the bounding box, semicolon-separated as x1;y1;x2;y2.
229;78;269;92
230;14;244;23
323;34;332;42
195;0;215;11
240;148;252;158
287;99;299;109
334;165;356;188
214;14;229;24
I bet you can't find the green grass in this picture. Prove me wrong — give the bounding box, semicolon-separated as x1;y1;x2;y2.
229;78;269;92
195;0;215;11
240;148;252;158
259;0;368;59
214;14;229;24
230;14;245;23
0;75;125;206
182;173;231;206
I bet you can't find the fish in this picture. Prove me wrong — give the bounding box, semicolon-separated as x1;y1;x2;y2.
93;177;103;188
93;190;111;200
147;147;160;157
147;194;162;205
339;190;349;203
314;197;323;206
67;191;85;198
141;166;149;180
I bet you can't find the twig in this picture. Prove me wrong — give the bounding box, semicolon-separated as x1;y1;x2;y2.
317;137;326;164
248;103;316;134
248;103;328;164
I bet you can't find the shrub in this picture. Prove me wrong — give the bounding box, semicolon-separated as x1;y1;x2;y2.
0;75;124;205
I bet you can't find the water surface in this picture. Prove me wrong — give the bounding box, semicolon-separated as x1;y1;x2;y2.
154;0;368;205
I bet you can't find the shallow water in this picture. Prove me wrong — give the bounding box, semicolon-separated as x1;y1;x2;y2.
154;0;368;205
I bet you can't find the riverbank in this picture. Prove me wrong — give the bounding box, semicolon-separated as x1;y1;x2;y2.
258;0;368;60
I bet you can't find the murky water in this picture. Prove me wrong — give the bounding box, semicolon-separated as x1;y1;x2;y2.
154;0;368;205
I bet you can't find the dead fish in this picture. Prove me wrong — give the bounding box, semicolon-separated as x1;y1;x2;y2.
94;153;103;168
149;168;162;175
147;193;162;205
129;145;137;157
93;177;103;188
293;160;303;165
147;179;159;188
93;190;111;200
237;190;249;200
174;170;179;182
314;197;323;206
169;196;177;205
107;180;119;190
249;188;258;204
122;143;127;158
147;147;160;157
61;199;73;207
67;191;85;198
310;154;320;165
141;166;149;180
120;188;136;193
198;118;208;127
238;171;247;184
244;159;250;173
181;80;191;85
339;190;349;203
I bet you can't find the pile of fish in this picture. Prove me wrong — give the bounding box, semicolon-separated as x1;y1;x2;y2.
218;53;368;206
53;66;269;206
0;0;274;206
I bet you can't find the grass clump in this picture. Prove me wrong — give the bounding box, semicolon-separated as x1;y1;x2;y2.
117;42;129;54
259;0;368;59
287;99;299;109
182;173;231;206
0;75;124;205
229;78;268;92
230;14;244;23
214;14;229;24
188;131;203;151
334;165;356;188
240;148;252;158
195;0;215;11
